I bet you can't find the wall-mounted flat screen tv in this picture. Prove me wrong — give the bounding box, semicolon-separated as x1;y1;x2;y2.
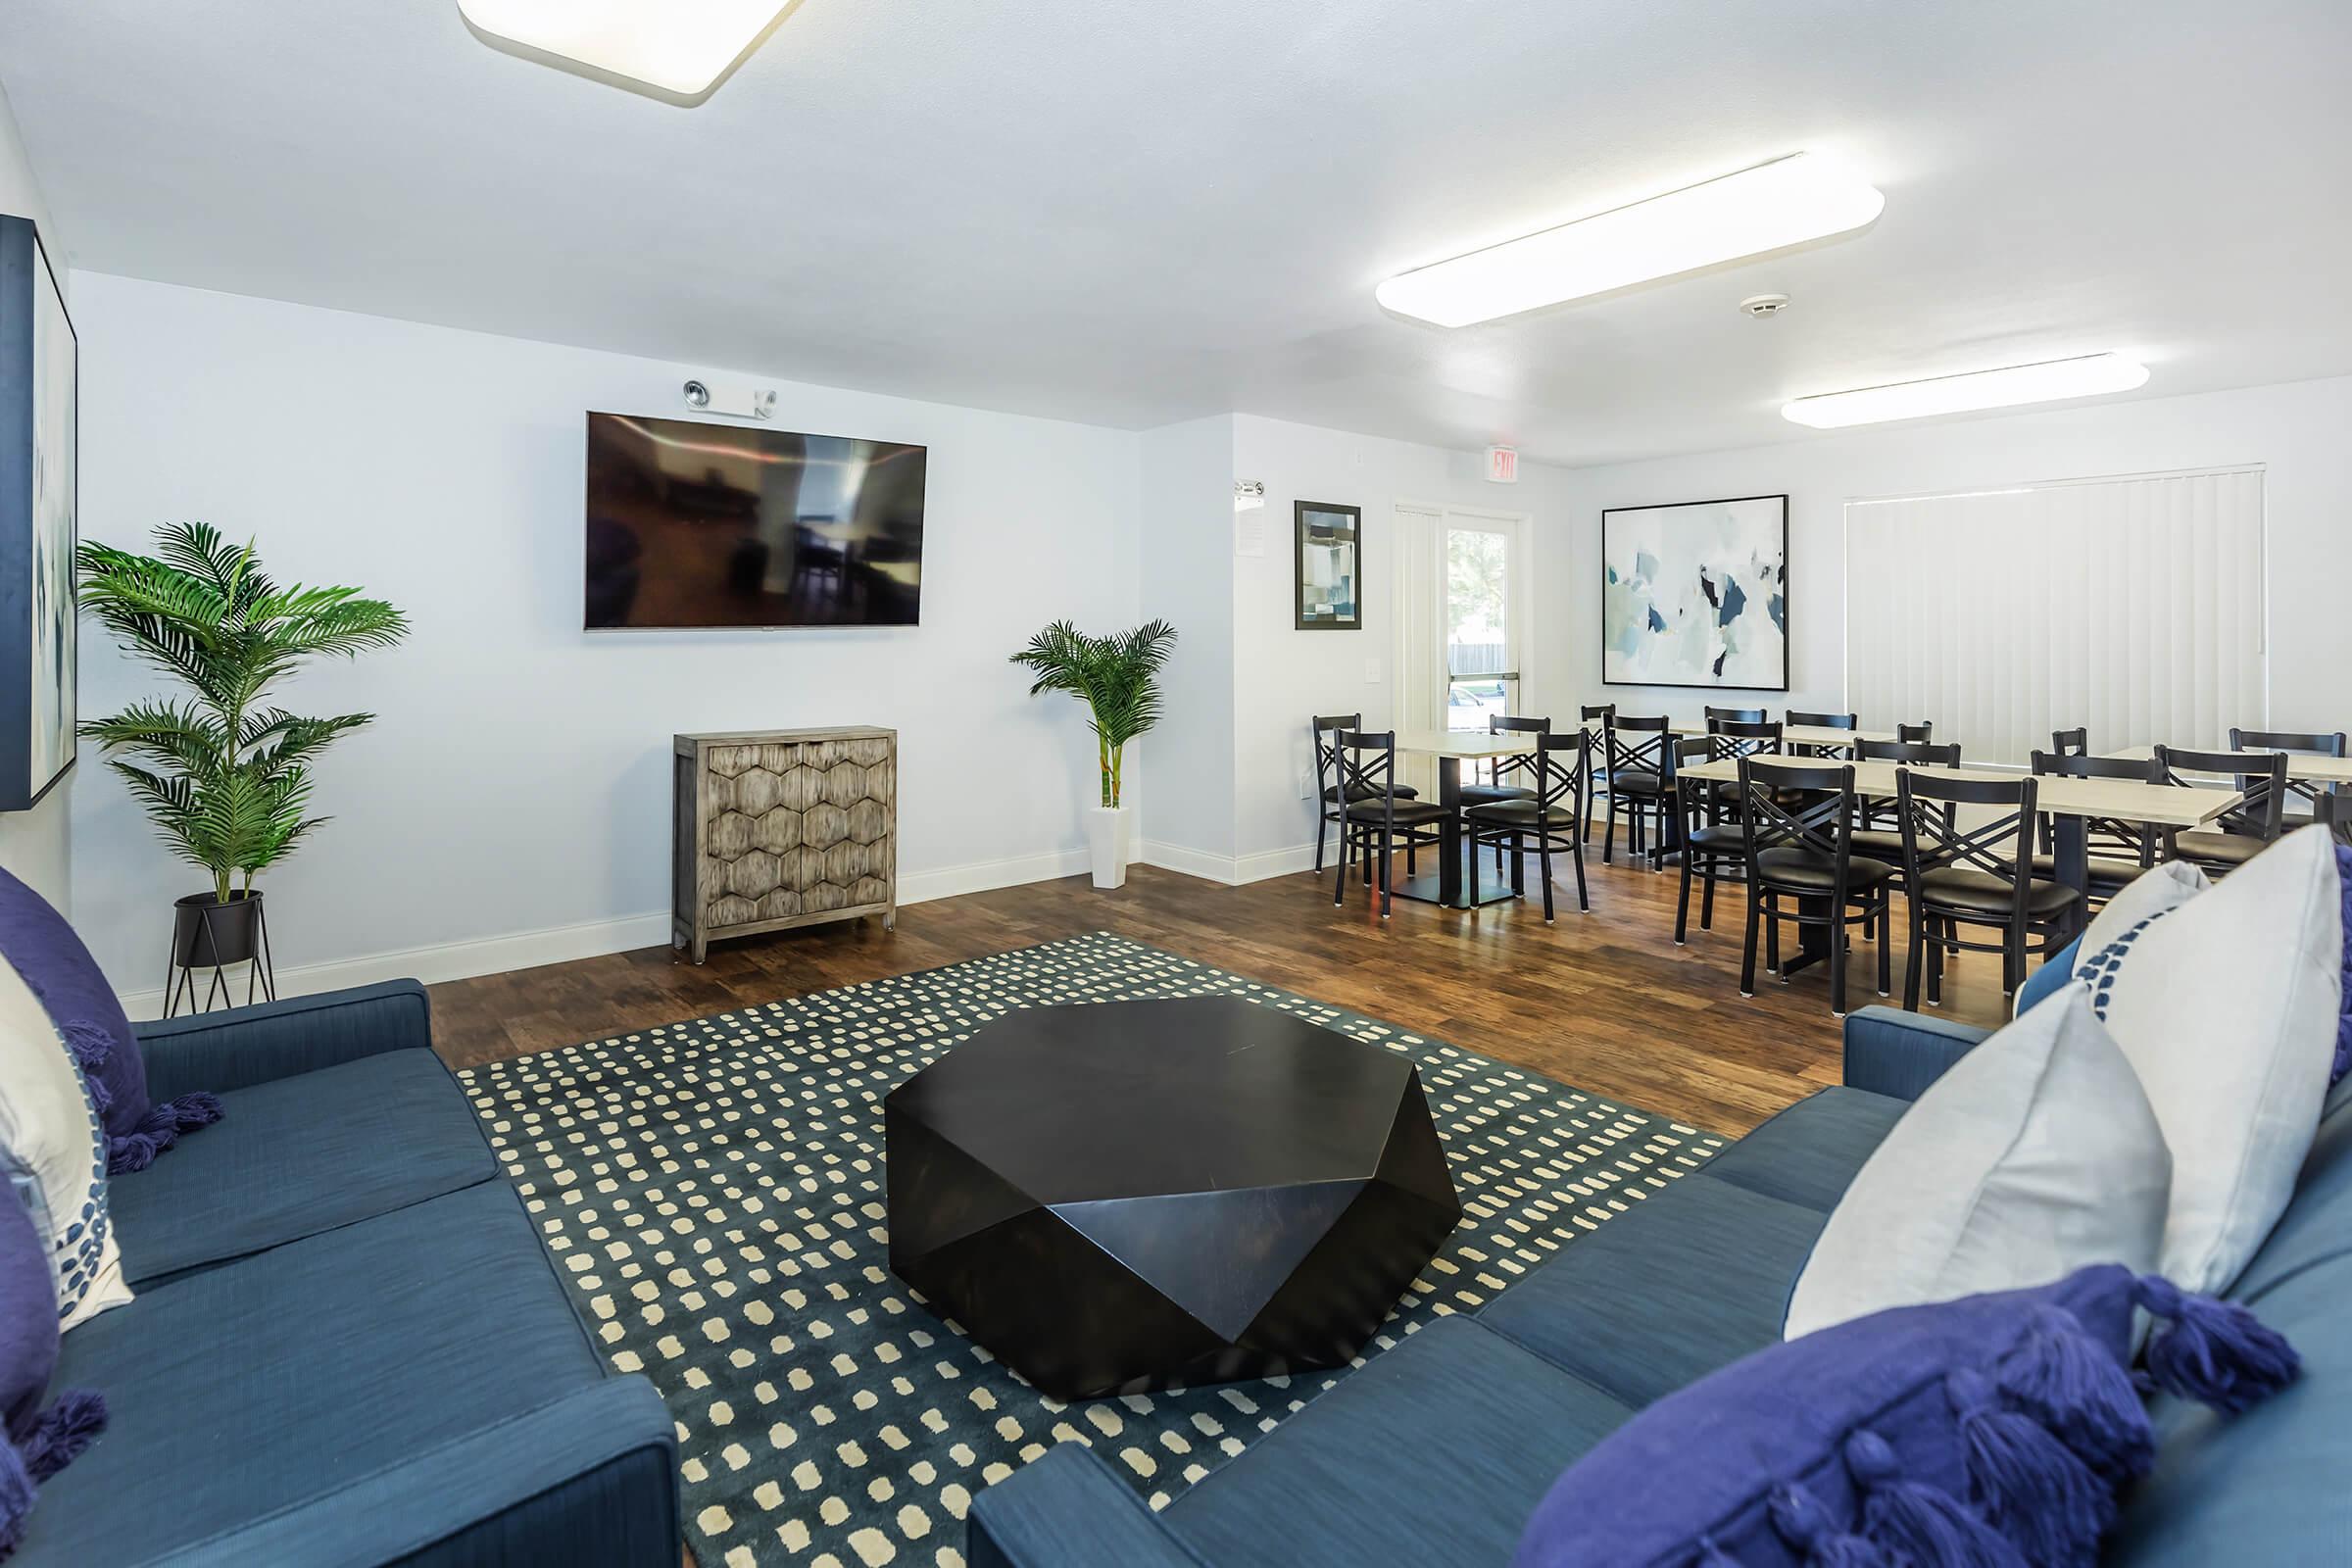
584;412;927;629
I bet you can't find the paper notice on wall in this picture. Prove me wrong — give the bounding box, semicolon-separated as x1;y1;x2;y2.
1234;510;1266;557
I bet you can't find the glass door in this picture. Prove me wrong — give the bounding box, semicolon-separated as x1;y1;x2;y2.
1445;516;1521;730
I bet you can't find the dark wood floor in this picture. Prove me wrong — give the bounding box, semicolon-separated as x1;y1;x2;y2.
430;853;2011;1137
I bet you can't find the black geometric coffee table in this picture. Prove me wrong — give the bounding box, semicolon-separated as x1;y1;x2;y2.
883;997;1461;1400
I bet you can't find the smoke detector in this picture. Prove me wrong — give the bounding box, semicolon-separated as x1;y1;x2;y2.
1740;293;1792;318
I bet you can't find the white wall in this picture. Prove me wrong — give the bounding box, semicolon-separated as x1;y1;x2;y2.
1550;375;2352;736
68;273;1140;1004
1136;416;1237;864
0;79;70;907
1229;415;1571;865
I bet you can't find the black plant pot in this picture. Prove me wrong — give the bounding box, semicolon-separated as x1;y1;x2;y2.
166;891;276;1016
172;891;263;965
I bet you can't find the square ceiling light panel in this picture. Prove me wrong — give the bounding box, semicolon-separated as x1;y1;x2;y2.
458;0;797;101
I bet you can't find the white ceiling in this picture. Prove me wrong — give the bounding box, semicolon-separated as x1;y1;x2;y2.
5;0;2350;466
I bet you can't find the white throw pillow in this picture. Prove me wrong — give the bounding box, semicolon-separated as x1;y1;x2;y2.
1786;984;2169;1340
0;956;131;1328
2014;860;2210;1019
2077;824;2343;1293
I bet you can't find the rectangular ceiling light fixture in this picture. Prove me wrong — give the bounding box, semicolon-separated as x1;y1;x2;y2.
1780;354;2150;428
1375;153;1884;328
458;0;794;98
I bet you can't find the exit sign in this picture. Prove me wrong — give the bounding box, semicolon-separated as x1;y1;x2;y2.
1486;445;1519;484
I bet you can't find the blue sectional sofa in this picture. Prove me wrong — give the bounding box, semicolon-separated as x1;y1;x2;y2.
15;982;678;1566
968;1005;2352;1567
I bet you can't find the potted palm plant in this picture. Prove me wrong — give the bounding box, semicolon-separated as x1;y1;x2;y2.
1009;618;1176;889
77;522;409;987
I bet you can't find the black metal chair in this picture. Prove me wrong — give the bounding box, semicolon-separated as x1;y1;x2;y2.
1895;721;1935;745
1465;731;1592;920
2050;726;2089;757
1786;710;1858;757
1706;706;1766;725
1330;731;1450;918
2230;727;2346;833
1672;736;1742;944
2156;745;2289;878
2020;750;2164;905
1463;715;1548;872
1602;714;1675;869
2322;788;2350;846
1736;758;1894;1016
1897;771;2082;1011
1850;739;1962;927
1311;712;1418;874
1579;703;1616;833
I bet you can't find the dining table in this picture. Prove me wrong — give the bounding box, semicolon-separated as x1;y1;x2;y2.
2107;745;2352;787
1390;729;1545;908
1673;752;2244;973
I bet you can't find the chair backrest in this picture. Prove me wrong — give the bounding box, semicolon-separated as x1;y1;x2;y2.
1705;706;1766;725
1895;721;1935;745
1858;739;1961;768
1580;703;1616;723
2032;749;2162;862
1311;712;1362;799
2230;727;2348;758
1332;730;1403;817
2050;726;2089;757
1786;710;1857;731
2156;745;2289;841
1489;714;1551;783
1897;770;2038;903
2322;789;2350;845
1708;717;1784;760
1604;713;1671;774
1530;731;1592;817
1737;758;1859;878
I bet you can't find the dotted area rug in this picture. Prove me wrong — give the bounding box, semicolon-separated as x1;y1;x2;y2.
459;933;1726;1568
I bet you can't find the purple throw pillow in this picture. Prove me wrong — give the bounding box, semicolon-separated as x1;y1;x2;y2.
1;1191;108;1557
2333;844;2351;1085
0;866;220;1174
1514;1264;2299;1568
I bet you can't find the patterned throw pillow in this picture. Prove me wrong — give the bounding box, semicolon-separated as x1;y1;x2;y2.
1517;1265;2299;1568
0;865;220;1173
0;959;131;1329
2069;826;2342;1293
1;1188;109;1556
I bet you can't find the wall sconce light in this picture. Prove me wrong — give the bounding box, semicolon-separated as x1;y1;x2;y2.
1235;481;1267;514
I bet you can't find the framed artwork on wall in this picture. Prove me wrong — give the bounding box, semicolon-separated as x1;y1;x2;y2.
1295;501;1361;630
1601;493;1788;691
0;216;76;812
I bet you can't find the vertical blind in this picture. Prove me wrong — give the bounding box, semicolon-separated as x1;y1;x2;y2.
1844;469;2266;765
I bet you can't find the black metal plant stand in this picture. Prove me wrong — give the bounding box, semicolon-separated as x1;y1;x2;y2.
163;892;277;1018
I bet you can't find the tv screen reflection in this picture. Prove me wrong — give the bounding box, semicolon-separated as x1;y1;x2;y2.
584;412;927;629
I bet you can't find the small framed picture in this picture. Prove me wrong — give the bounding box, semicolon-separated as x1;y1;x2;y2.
1295;501;1361;630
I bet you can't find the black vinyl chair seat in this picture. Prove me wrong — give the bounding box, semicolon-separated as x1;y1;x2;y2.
1756;846;1895;891
1608;768;1664;795
1847;828;1919;863
1461;799;1581;830
1684;821;1744;852
1457;782;1536;807
1322;782;1419;805
1342;798;1452;827
2011;852;2151;888
1916;865;2083;917
2169;828;2266;868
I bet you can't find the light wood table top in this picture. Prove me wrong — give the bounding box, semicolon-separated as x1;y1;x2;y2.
1395;730;1542;760
1676;753;2242;829
1578;720;1895;749
2108;745;2352;786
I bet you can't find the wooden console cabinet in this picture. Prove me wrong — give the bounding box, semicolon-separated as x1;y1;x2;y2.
672;726;898;962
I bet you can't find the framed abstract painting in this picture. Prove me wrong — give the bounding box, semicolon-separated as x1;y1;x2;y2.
1295;501;1361;630
0;216;76;811
1601;494;1788;691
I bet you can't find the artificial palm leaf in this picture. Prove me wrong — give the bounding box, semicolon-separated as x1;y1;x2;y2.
1008;618;1177;808
77;522;410;903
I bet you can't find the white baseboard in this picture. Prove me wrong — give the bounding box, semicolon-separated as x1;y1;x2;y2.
1137;840;1318;886
117;846;1095;1021
896;847;1091;905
